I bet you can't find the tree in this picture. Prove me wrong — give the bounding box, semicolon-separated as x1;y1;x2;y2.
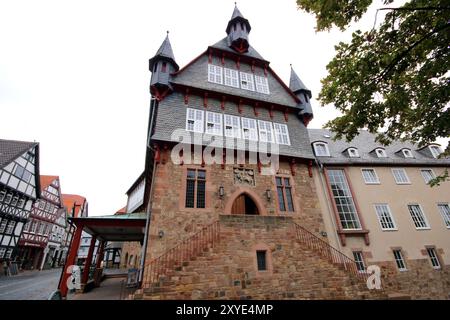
297;0;450;184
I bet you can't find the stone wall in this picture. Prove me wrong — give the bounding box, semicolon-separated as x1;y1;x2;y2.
145;156;326;262
137;215;385;300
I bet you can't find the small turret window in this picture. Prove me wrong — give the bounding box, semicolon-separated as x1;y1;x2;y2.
313;142;330;157
347;148;359;158
375;148;387;158
305;95;309;103
401;149;413;158
153;64;157;72
161;62;167;73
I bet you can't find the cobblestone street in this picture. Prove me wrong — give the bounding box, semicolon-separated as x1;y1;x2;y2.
0;268;61;300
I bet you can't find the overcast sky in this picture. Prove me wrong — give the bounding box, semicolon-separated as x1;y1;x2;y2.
1;0;445;216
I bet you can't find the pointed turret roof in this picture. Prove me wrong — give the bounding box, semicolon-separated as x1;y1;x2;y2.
289;66;310;96
149;33;179;71
226;4;251;34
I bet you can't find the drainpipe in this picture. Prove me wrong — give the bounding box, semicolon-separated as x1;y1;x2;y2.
314;158;343;252
138;97;158;284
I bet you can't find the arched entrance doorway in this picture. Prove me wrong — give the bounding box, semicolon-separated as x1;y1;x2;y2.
231;193;259;215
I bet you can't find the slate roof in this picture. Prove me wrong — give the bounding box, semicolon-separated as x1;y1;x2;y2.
210;37;266;62
289;67;311;96
0;139;38;169
226;4;251;34
308;129;450;166
149;34;179;71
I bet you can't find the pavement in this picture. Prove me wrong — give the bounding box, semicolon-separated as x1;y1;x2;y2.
0;268;61;300
68;277;136;300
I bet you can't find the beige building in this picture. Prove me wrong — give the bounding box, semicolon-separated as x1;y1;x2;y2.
310;129;450;299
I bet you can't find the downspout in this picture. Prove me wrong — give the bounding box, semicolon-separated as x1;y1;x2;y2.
315;157;343;252
138;97;158;284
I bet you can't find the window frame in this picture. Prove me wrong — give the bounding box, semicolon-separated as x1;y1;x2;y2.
254;75;270;94
313;142;330;157
429;145;441;158
325;168;362;230
275;176;295;213
185;108;205;133
224;67;239;88
224;114;241;138
426;247;441;269
375;148;387;158
420;169;435;184
401;148;414;158
374;204;397;231
257;120;274;143
391;168;411;184
347;148;359;158
239;71;255;91
407;204;430;230
273;123;290;145
352;251;366;272
437;203;450;228
183;168;208;210
393;249;407;271
207;64;223;85
361;168;380;184
205;111;223;136
241;117;258;141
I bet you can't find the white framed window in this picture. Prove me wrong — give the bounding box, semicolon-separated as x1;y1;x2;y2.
392;168;410;184
429;145;441;158
352;251;366;272
273;123;290;145
258;120;274;143
0;220;7;233
205;111;223;136
6;221;15;234
393;250;407;271
0;248;6;259
426;247;441;269
361;168;380;184
407;204;430;229
255;75;270;94
420;169;435;184
437;203;450;228
224;68;239;88
375;148;387;158
186;108;204;133
241;117;258;141
402;149;414;158
326;169;362;230
374;204;397;230
208;64;223;84
313;142;330;157
240;72;255;91
347;148;359;158
224;114;241;138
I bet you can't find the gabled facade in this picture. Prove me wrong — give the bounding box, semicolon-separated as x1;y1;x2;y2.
0;139;40;262
310;129;450;299
18;175;64;270
133;6;389;300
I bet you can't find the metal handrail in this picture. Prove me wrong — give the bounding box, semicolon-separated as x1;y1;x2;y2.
293;222;369;283
143;220;220;287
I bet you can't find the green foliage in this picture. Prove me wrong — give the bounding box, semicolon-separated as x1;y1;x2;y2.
297;0;450;162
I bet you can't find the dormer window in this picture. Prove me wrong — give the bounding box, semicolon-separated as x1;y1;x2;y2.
313;142;330;157
347;148;359;158
401;149;413;158
375;148;387;158
429;145;442;158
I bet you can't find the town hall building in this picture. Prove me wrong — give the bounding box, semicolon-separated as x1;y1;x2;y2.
131;5;386;300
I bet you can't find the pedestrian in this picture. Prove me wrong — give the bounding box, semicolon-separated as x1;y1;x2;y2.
3;259;11;277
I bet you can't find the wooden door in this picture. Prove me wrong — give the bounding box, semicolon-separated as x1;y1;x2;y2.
231;194;246;214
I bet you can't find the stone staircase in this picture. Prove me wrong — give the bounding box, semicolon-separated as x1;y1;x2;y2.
133;215;386;300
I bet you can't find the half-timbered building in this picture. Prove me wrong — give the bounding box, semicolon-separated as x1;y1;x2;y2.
18;175;64;270
0;139;40;266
